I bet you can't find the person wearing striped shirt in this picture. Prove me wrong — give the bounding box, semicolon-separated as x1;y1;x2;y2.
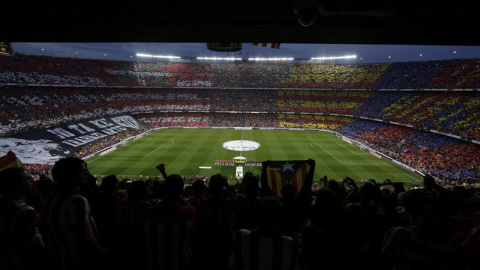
143;174;195;270
41;156;108;270
230;195;301;270
115;180;151;270
195;173;235;270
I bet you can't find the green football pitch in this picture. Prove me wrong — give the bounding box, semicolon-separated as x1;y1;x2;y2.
86;129;423;186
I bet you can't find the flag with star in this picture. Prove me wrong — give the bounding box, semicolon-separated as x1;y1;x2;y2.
261;159;315;197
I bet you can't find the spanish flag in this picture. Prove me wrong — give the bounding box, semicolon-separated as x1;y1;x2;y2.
261;159;315;197
0;151;25;172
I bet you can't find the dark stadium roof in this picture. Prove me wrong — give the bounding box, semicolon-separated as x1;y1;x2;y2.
2;1;480;46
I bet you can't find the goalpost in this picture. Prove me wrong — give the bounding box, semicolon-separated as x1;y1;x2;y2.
124;136;135;145
352;141;366;151
120;130;151;147
116;137;132;148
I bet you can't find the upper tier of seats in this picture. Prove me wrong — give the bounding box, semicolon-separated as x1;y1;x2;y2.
1;54;479;89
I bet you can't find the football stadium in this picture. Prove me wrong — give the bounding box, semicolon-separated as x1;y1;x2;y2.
1;50;479;269
3;2;480;269
1;53;478;186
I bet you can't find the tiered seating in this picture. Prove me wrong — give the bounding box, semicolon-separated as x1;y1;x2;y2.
0;54;137;86
0;87;209;135
135;112;209;128
1;54;480;183
277;114;354;130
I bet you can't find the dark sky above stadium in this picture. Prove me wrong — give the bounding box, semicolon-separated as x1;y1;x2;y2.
10;42;480;64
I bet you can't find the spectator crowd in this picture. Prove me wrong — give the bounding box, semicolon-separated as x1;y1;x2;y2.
1;157;480;270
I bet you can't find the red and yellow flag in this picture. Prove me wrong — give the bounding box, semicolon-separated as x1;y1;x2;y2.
0;150;25;172
262;159;314;197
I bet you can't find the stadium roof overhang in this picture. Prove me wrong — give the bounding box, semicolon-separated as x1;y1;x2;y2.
1;1;480;46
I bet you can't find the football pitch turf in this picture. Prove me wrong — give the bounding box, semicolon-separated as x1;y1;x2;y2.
86;129;423;186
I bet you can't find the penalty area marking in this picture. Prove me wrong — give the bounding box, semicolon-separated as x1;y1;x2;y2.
199;166;212;169
334;141;368;155
308;136;420;182
141;134;179;160
307;136;385;165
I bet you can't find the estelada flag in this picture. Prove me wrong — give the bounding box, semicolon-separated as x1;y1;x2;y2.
261;159;315;197
0;150;25;172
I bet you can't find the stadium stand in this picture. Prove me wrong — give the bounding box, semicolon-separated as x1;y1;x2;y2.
1;54;480;185
2;1;480;268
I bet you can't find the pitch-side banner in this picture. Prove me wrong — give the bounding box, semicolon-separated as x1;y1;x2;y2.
0;115;145;164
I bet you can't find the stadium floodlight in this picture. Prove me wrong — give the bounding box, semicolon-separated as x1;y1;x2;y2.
196;57;243;61
136;53;181;59
247;57;294;61
310;55;357;60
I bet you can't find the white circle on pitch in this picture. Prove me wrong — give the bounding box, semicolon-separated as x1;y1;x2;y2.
222;140;260;151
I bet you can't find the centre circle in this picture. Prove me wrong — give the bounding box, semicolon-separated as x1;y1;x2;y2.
222;140;260;151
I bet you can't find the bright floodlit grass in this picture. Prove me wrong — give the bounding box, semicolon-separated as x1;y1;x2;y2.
86;129;423;186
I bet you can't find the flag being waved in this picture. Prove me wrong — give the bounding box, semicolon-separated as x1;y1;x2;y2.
156;163;168;179
0;150;25;172
261;159;315;197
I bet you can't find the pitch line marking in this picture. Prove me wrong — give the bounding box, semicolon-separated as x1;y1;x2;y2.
334;141;368;155
308;136;420;182
376;159;420;181
86;155;102;164
128;139;149;149
307;136;385;165
141;134;179;160
86;139;151;164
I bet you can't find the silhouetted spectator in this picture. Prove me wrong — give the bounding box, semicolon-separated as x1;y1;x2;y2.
298;224;327;270
41;156;108;270
234;172;261;231
0;167;46;270
280;183;312;237
143;174;195;270
34;175;56;209
187;179;206;210
194;173;235;270
381;181;461;270
115;180;151;270
88;174;122;249
229;195;300;270
306;187;342;268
